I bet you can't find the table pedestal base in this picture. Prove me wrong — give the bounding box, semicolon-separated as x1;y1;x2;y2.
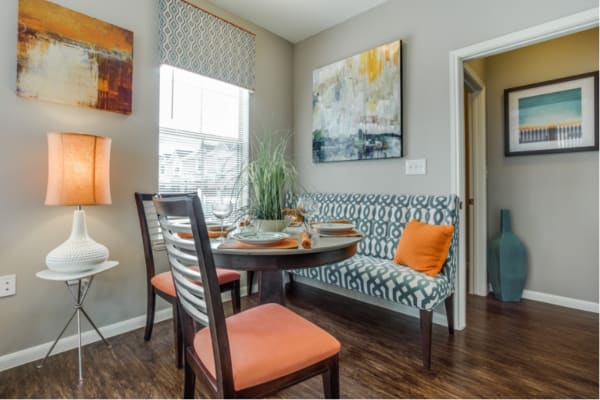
258;270;285;305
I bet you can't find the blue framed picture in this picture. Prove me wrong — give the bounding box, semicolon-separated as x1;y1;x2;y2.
504;71;598;156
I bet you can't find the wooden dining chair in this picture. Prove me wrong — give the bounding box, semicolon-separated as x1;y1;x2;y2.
153;195;341;398
134;192;241;369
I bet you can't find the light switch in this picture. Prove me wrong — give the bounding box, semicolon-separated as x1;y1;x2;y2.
405;159;427;175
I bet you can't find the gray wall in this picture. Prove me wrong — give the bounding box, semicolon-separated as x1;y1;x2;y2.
292;0;597;194
0;0;292;357
484;29;599;302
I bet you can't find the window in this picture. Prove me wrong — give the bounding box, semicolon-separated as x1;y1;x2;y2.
159;65;249;218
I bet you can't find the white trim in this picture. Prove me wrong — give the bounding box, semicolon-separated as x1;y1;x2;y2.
0;308;173;372
0;286;248;372
449;7;599;331
463;66;488;297
522;290;599;313
293;276;451;328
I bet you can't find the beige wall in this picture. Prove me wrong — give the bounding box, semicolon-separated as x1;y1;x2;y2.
484;28;599;302
0;0;292;358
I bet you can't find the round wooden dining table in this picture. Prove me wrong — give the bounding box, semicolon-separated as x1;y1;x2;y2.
211;235;361;305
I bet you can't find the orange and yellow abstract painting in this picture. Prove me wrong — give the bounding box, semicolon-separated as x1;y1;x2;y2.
17;0;133;114
312;40;402;162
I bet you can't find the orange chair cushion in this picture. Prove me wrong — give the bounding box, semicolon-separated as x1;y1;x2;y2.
393;219;454;277
151;268;240;297
193;303;340;391
150;271;177;297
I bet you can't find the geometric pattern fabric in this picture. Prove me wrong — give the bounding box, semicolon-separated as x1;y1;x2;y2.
290;193;459;311
159;0;256;90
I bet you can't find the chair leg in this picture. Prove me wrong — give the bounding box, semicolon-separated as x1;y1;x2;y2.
144;287;156;341
232;280;241;314
444;294;455;335
419;310;433;370
247;271;254;297
322;356;340;399
173;303;183;369
183;358;196;399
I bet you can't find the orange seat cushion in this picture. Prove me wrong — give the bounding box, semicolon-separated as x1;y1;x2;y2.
393;219;454;277
193;303;340;391
151;268;240;297
150;271;177;297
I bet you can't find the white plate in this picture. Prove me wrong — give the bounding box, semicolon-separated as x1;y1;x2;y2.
313;223;355;233
232;232;289;245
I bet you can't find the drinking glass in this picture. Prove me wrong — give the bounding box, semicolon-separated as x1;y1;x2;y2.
297;196;319;231
212;201;233;242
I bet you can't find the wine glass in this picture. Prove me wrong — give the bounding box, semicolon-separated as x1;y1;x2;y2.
212;201;233;242
297;196;319;231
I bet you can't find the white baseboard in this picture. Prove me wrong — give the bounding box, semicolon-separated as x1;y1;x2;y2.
292;275;450;328
522;290;599;313
0;285;249;373
0;308;172;373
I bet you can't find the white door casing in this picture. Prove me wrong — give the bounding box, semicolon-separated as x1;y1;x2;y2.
448;8;599;330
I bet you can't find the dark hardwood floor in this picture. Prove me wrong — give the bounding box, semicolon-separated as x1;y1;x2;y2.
1;282;597;398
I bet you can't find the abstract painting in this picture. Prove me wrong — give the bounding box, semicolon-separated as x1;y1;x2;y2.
17;0;133;114
312;40;402;162
504;71;598;156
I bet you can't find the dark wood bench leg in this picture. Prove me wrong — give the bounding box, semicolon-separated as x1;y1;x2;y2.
445;294;455;335
419;310;432;370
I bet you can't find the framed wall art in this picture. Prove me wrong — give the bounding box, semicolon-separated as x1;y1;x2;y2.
17;0;133;114
504;71;598;156
312;40;402;163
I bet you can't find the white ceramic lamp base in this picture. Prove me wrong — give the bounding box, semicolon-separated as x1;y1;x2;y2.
46;209;109;273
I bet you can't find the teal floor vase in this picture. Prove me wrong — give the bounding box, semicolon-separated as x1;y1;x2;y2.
488;209;528;302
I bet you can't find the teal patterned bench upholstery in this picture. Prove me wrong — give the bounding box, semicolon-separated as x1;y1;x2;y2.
289;192;459;369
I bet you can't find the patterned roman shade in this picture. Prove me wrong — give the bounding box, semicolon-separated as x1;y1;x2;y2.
159;0;256;90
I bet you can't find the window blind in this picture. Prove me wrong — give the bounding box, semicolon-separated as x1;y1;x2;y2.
159;65;249;221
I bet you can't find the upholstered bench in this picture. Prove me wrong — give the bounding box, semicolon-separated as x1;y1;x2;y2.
289;192;459;369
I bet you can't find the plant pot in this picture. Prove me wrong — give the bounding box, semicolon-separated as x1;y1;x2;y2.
255;219;288;232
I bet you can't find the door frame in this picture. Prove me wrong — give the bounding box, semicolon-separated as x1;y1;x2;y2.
463;65;487;297
449;8;599;330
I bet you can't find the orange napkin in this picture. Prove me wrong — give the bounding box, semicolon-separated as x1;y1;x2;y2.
177;231;228;239
318;229;362;237
219;238;299;250
311;219;350;226
300;231;311;249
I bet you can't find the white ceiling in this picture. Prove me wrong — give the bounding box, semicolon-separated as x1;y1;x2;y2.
208;0;389;43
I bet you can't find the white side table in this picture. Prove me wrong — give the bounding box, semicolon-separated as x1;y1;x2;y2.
36;261;118;383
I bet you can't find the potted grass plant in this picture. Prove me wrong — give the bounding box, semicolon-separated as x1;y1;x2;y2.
246;135;297;231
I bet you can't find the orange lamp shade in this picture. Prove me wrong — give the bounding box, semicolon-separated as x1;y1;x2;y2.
45;132;112;206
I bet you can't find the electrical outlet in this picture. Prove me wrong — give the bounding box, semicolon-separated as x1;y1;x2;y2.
0;274;16;297
405;159;427;175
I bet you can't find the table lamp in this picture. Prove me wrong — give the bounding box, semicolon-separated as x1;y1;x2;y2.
45;132;112;273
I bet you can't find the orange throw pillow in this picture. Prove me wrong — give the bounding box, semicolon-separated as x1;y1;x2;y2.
393;219;454;277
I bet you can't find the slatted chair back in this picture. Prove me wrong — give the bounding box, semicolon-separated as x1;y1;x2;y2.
152;195;234;394
135;192;197;278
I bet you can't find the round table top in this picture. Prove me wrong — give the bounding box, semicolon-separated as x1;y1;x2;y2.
36;261;119;281
211;235;361;271
212;235;362;256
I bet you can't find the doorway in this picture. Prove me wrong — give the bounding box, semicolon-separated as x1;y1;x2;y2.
448;8;598;330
